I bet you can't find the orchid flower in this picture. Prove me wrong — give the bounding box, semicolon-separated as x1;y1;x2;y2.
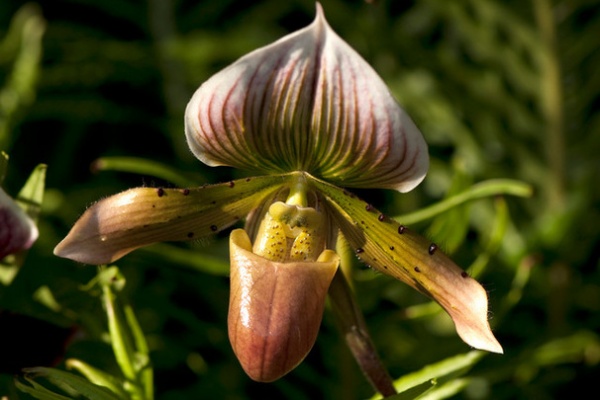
1;187;38;259
54;3;502;386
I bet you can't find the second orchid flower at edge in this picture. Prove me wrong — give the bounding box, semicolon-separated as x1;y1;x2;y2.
54;3;502;389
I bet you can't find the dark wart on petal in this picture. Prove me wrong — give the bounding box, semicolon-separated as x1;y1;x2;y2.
355;248;364;254
210;225;218;232
398;225;406;234
157;187;165;197
428;243;438;255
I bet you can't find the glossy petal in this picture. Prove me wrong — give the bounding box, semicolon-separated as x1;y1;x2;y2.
310;175;503;354
0;188;38;259
185;4;428;192
54;175;292;264
228;229;339;382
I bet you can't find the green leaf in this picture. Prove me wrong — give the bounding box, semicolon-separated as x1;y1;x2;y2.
396;179;532;225
100;266;153;400
0;3;45;151
19;367;121;400
15;377;73;400
469;197;510;278
370;351;485;399
0;151;7;183
92;156;202;188
0;163;44;283
123;302;153;399
102;279;137;383
140;243;230;276
16;163;47;222
426;167;473;254
66;359;129;399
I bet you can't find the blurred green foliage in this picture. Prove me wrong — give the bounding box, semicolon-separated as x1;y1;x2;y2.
1;0;599;399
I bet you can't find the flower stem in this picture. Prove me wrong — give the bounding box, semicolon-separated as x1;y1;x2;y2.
329;235;396;397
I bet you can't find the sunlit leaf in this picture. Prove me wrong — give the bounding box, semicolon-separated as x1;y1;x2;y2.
66;359;128;399
370;351;485;399
396;179;533;225
92;156;201;188
102;273;137;382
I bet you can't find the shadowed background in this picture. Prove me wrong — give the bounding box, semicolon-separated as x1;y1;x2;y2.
1;0;599;399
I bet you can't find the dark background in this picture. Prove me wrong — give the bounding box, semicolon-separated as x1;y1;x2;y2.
1;0;599;399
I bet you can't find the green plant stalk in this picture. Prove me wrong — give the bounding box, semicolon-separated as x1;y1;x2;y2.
102;281;144;399
124;304;154;400
0;4;45;151
396;179;532;225
533;0;566;211
469;197;510;278
92;156;200;188
103;284;135;380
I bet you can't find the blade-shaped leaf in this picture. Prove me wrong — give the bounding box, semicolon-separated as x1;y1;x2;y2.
19;367;120;400
102;280;137;382
123;302;153;399
0;152;7;184
92;156;201;188
15;377;74;400
54;174;292;264
66;359;128;399
16;163;47;221
374;351;485;400
396;179;532;225
310;175;502;354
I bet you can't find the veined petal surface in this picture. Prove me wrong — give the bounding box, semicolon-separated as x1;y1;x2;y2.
185;4;428;192
0;188;38;259
228;229;339;382
310;175;503;354
54;175;292;264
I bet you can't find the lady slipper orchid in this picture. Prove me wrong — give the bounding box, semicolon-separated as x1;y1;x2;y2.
1;187;38;259
54;3;502;384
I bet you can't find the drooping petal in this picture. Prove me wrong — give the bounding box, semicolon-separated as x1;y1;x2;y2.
54;175;293;264
0;188;38;259
185;3;428;192
228;229;339;382
310;175;503;354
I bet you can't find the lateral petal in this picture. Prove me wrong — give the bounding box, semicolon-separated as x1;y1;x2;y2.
310;175;503;354
54;175;291;264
